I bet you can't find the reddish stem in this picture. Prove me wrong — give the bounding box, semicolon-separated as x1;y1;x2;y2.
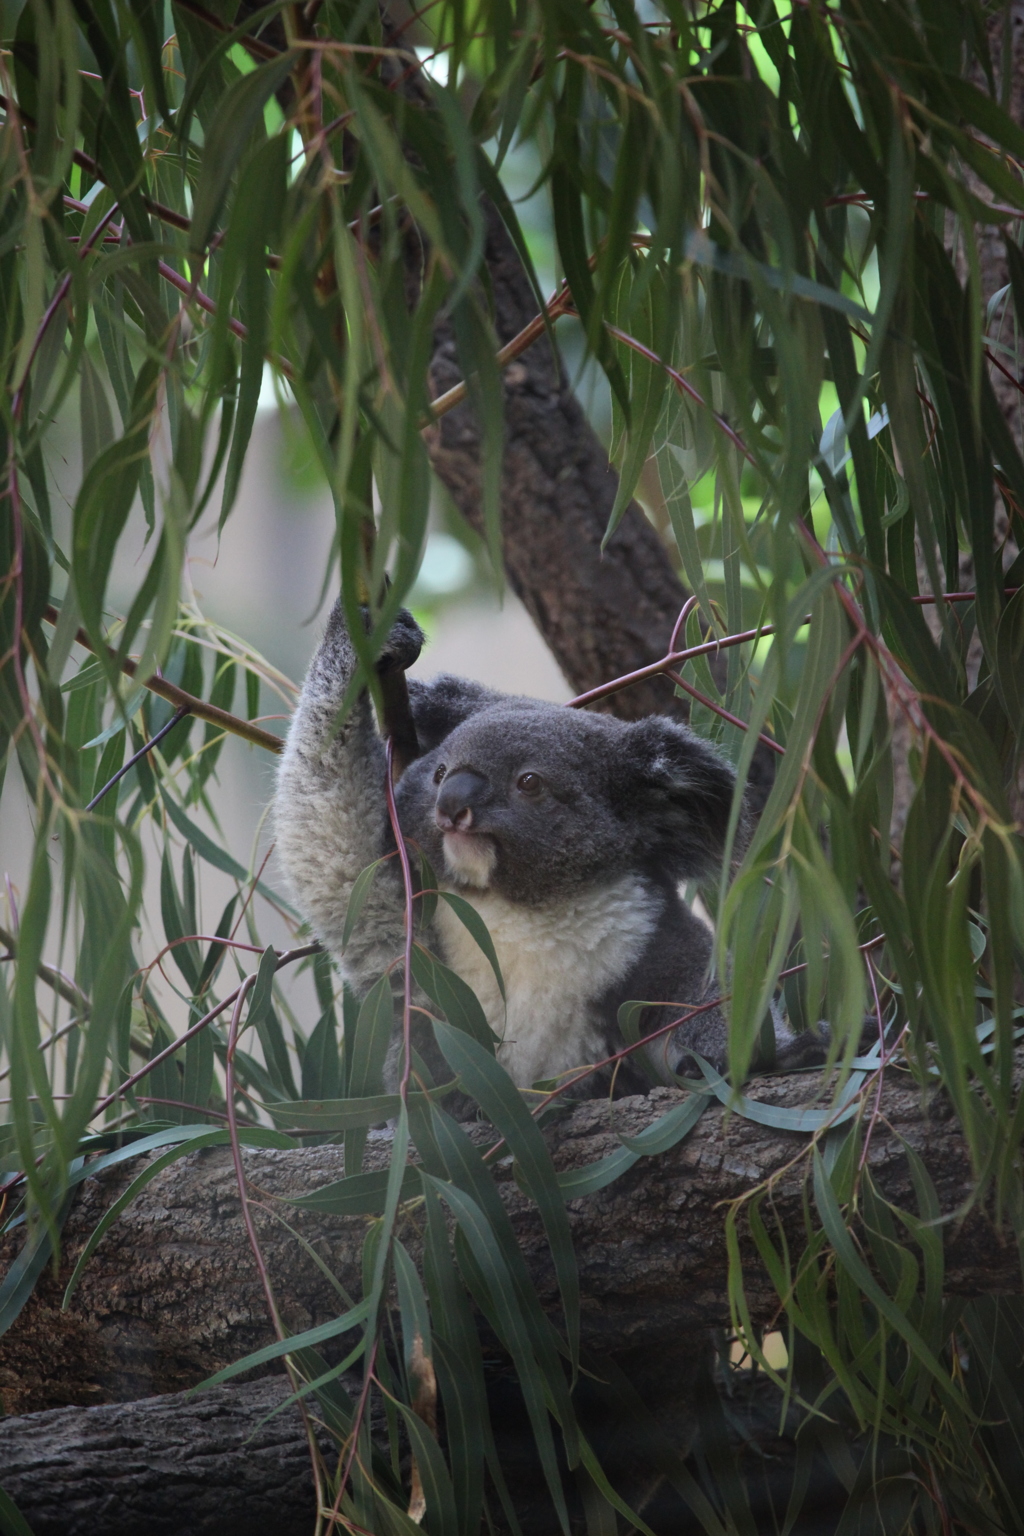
599;314;757;465
12;200;121;425
665;668;785;755
91;942;319;1120
566;619;796;709
668;594;700;653
140;932;268;979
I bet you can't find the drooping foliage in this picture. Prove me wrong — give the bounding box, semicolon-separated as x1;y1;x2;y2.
2;0;1024;1530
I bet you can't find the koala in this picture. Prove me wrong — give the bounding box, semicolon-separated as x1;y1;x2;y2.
275;601;813;1098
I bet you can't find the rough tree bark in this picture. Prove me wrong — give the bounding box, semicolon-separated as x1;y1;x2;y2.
0;1377;337;1536
1;1071;1015;1420
425;213;690;721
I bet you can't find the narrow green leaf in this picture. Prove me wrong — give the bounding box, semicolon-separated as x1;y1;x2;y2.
696;1057;865;1133
189;54;296;256
437;892;505;1002
282;1165;422;1215
434;1021;579;1367
411;947;496;1050
343;859;385;951
264;1093;402;1130
72;359;160;664
195;1296;374;1389
62;1129;254;1307
556;1090;711;1198
0;1183;75;1339
0;1486;35;1536
422;1173;572;1534
159;789;297;915
811;1149;966;1415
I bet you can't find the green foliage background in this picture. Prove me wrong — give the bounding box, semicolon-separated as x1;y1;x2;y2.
2;0;1024;1530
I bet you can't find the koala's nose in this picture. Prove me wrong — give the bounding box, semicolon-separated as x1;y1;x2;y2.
435;770;489;833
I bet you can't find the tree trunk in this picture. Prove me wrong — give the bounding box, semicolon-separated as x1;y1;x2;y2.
426;211;689;721
0;1071;1014;1419
0;1377;332;1536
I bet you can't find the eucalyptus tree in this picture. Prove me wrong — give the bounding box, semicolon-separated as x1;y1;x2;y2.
2;0;1024;1531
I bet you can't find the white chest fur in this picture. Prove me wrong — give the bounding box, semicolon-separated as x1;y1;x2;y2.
433;875;659;1088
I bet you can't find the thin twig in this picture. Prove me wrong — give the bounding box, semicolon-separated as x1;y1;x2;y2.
41;604;284;754
134;1096;232;1121
566;618;804;709
141;933;267;980
599;313;756;464
91;943;319;1119
0;923;91;1015
170;0;279;60
665;668;785;755
85;703;190;811
567;586;1020;714
0;101;189;233
426;284;575;421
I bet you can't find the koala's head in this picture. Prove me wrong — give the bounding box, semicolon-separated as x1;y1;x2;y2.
395;699;738;904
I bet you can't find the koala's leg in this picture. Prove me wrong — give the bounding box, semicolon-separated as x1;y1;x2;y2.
671;999;842;1081
663;997;731;1079
275;602;423;993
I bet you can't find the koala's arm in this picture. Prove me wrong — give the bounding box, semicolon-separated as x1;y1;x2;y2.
275;603;422;991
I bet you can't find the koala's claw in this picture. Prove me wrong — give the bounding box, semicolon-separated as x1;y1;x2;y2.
376;609;425;676
321;600;424;676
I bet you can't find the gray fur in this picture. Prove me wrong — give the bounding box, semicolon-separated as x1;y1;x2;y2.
275;602;811;1097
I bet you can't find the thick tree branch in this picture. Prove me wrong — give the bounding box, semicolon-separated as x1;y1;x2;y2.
0;1070;1014;1418
425;208;694;722
0;1376;339;1536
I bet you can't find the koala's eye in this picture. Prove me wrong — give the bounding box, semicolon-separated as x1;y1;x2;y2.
516;771;544;797
433;763;447;786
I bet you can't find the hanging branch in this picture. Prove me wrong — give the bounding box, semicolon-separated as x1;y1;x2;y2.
41;606;283;754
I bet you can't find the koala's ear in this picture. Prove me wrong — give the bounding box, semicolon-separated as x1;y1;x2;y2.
407;674;507;754
616;717;739;879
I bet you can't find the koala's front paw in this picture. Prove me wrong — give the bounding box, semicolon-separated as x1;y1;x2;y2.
774;1022;831;1072
376;609;425;677
667;1013;729;1080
